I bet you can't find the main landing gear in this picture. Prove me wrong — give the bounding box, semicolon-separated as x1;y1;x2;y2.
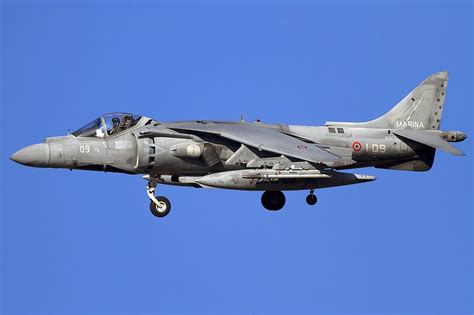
147;182;171;217
260;189;318;211
261;191;286;211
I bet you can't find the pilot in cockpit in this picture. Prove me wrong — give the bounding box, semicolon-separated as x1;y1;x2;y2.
109;117;121;135
122;115;133;129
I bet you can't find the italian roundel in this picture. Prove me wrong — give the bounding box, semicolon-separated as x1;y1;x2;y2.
352;141;362;152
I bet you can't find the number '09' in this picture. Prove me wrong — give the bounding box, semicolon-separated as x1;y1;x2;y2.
79;145;90;153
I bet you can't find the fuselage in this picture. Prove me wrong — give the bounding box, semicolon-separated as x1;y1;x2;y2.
11;115;437;177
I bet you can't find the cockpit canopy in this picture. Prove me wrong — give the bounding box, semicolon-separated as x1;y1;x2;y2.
72;113;142;138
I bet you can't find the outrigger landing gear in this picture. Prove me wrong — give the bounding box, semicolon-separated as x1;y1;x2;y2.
147;181;171;217
306;189;318;206
261;191;286;211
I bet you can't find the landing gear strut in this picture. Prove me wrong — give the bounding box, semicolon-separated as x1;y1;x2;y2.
147;181;171;217
306;189;318;206
261;191;286;211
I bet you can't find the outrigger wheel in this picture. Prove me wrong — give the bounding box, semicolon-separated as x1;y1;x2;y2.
261;191;286;211
306;189;317;206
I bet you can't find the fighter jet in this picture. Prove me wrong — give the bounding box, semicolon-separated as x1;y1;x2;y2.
10;72;467;218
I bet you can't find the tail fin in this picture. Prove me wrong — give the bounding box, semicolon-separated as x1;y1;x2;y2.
326;72;448;130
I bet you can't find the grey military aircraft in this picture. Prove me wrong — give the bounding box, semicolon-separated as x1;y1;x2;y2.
10;72;467;218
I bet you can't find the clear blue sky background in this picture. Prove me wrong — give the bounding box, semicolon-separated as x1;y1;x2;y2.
1;1;472;314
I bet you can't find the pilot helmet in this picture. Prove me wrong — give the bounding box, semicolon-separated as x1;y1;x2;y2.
112;117;120;125
123;115;132;125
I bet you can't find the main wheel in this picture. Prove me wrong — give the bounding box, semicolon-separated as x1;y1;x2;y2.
261;191;286;211
306;194;317;206
149;196;171;217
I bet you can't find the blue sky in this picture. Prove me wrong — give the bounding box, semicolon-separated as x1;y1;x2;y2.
1;1;472;314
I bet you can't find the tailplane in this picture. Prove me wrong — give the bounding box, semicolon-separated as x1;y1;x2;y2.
326;71;448;130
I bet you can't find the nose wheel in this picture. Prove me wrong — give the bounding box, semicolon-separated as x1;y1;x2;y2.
306;189;318;206
147;182;172;218
149;196;171;217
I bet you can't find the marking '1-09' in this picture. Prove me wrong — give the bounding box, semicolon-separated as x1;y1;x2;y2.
352;141;386;153
365;143;386;153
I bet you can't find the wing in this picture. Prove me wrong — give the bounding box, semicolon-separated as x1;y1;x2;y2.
169;122;355;166
393;129;464;156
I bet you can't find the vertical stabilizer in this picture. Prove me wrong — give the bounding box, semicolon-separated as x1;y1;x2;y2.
325;72;448;130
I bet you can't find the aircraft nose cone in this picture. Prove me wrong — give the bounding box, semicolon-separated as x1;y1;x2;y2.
10;143;50;167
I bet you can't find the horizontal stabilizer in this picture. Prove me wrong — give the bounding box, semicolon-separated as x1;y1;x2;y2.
393;129;464;156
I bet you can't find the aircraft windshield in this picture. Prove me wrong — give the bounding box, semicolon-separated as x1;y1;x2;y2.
104;113;142;136
72;118;106;138
72;113;142;138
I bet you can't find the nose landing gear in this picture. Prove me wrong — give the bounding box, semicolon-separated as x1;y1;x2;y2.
147;181;171;217
306;189;318;206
